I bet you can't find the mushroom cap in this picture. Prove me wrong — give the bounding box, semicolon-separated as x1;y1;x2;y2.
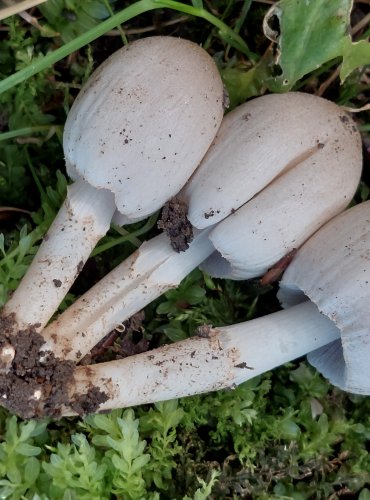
63;36;224;221
197;93;362;279
278;201;370;395
184;92;361;229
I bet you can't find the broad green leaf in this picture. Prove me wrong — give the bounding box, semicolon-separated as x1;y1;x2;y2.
264;0;352;91
341;37;370;81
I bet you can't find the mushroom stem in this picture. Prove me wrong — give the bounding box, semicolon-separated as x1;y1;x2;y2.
41;228;214;360
2;179;115;331
65;301;340;414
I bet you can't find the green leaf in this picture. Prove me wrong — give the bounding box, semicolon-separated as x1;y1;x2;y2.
6;463;22;484
24;456;41;484
279;419;301;440
341;37;370;81
359;489;370;500
221;65;266;108
16;443;42;457
264;0;352;91
162;324;188;342
0;234;5;257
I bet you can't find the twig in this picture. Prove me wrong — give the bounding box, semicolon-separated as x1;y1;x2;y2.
105;15;189;36
0;0;47;21
316;67;340;97
351;11;370;36
341;103;370;113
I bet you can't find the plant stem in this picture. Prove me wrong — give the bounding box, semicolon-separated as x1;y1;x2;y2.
91;213;159;256
0;125;61;142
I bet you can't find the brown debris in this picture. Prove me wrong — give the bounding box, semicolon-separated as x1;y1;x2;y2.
260;249;297;286
234;362;253;370
70;386;109;416
0;313;107;419
82;311;148;364
195;324;217;339
158;196;193;252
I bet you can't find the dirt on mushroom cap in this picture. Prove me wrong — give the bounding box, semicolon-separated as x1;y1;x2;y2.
0;314;107;418
158;196;194;252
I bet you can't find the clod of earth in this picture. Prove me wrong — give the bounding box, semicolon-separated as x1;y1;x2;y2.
157;196;194;252
0;314;108;418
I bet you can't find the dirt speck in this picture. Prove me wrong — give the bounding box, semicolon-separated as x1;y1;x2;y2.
53;279;62;288
75;260;84;279
204;209;220;219
234;362;253;369
158;197;193;252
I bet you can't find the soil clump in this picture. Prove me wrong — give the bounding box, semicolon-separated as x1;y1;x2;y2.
158;196;193;252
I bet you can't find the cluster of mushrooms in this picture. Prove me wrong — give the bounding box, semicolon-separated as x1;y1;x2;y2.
0;36;367;419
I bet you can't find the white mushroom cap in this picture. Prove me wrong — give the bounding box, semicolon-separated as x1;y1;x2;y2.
63;36;224;221
194;93;362;279
278;201;370;394
184;92;360;229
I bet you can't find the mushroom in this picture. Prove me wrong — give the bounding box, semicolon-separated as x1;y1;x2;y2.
279;201;370;395
0;36;224;335
64;200;370;413
40;92;362;362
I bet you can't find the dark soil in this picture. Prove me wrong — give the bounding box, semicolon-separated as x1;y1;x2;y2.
158;196;193;252
70;386;109;416
0;313;108;419
81;310;148;364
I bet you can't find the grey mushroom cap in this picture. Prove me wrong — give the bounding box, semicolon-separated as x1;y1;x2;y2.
184;92;361;230
278;201;370;395
63;36;224;221
191;93;362;280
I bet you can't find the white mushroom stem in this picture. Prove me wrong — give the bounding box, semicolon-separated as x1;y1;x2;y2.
2;179;115;331
64;301;340;414
41;229;214;360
